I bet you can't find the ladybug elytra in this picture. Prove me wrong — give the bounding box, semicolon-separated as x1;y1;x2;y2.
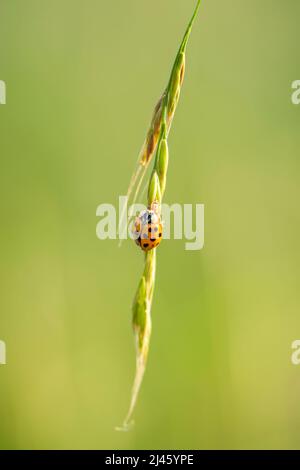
133;204;163;252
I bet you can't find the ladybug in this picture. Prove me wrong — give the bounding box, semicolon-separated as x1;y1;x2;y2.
133;204;163;252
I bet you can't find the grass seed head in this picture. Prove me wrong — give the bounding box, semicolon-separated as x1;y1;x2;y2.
118;0;202;431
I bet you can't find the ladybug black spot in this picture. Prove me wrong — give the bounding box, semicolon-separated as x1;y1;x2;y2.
159;233;162;237
148;227;152;232
150;238;156;242
143;243;149;248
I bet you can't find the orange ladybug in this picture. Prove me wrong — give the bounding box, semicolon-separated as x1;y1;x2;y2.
133;205;163;252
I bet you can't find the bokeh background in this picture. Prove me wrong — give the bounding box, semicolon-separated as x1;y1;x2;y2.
0;0;299;450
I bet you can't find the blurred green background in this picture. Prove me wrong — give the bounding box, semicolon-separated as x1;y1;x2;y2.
0;0;300;450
